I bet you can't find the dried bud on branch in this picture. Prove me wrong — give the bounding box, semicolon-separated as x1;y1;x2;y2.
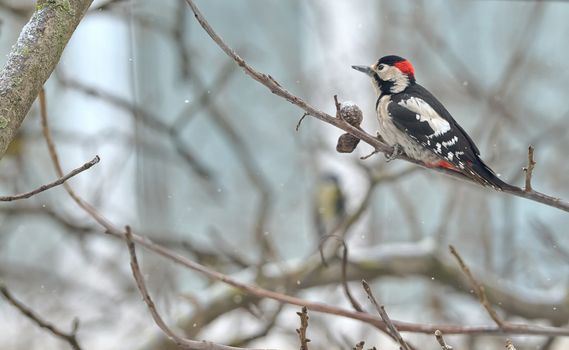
336;100;363;153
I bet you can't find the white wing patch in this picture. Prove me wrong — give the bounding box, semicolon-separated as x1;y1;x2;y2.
398;97;451;137
442;136;459;148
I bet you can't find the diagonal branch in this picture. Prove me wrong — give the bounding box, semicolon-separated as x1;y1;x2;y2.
505;339;517;350
39;85;272;350
0;156;99;201
449;245;505;328
0;0;94;159
124;226;268;350
296;306;311;350
362;280;411;350
319;235;363;312
183;0;569;214
0;284;82;350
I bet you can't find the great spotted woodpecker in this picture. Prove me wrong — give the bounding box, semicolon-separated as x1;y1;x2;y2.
352;55;515;191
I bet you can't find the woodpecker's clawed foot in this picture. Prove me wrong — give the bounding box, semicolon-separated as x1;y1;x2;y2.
385;144;402;162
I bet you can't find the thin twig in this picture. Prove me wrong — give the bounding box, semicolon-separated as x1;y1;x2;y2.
132;235;569;336
524;145;536;192
449;245;505;327
362;280;411;350
0;156;99;201
44;208;569;336
296;306;311;350
318;235;363;312
505;338;517;350
0;284;82;350
40;88;68;179
353;341;365;350
39;88;270;350
334;95;341;116
434;330;453;350
352;341;376;350
296;112;309;131
124;226;269;350
183;0;569;214
360;150;379;160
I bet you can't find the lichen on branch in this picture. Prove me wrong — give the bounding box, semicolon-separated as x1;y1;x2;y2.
0;0;93;159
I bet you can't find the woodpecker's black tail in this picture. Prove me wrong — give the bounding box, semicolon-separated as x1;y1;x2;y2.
463;158;519;192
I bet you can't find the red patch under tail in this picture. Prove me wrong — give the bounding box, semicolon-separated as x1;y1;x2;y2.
427;160;458;171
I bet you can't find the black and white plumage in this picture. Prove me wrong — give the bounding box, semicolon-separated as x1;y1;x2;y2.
353;55;515;191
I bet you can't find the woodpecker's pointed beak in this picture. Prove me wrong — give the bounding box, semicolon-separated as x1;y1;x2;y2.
352;65;373;76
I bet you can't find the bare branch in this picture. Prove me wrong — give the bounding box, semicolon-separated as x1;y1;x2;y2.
51;212;569;337
124;226;267;350
40;86;275;350
0;156;99;201
0;0;94;159
524;145;536;192
183;0;569;214
296;306;311;350
296;112;309;131
505;338;517;350
359;149;379;160
352;340;377;350
319;235;363;312
0;284;82;350
449;245;505;327
362;280;411;350
434;330;453;350
353;341;365;350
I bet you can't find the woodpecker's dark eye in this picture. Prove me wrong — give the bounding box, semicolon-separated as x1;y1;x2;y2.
378;64;386;71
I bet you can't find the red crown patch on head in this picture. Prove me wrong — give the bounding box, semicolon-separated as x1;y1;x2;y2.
394;60;415;77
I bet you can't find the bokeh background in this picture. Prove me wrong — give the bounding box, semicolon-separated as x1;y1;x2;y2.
0;0;568;349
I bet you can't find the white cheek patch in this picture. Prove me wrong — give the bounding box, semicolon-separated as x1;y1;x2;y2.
379;66;409;93
398;97;451;137
378;66;397;81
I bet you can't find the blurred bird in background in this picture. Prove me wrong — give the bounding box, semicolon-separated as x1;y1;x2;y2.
313;173;346;237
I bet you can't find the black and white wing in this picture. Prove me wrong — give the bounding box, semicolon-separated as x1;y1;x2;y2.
388;84;515;190
388;85;478;169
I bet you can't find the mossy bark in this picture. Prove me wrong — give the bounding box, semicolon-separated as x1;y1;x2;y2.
0;0;93;159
